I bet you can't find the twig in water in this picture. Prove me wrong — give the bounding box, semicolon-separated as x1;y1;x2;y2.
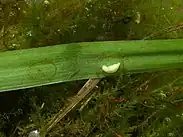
79;91;97;112
45;78;101;133
143;22;183;40
112;130;123;137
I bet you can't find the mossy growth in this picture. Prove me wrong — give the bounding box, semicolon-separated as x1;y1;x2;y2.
0;0;183;137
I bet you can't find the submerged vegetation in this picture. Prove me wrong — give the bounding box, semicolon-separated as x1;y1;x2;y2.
1;0;183;137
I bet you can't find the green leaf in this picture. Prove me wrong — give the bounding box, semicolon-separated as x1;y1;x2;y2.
1;39;183;92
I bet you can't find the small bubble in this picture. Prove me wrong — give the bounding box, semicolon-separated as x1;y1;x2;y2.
162;8;165;10
11;34;15;38
18;7;21;10
170;7;173;10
